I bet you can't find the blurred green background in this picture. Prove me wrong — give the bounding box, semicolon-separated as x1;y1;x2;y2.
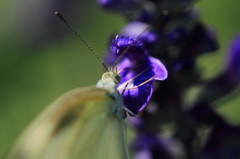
0;0;240;157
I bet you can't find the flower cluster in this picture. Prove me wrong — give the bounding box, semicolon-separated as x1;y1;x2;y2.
107;35;168;115
98;0;240;158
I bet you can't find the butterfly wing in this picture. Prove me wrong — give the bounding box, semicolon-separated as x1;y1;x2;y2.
5;87;128;159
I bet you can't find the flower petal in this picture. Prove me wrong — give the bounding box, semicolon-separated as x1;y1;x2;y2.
119;80;154;115
149;56;168;80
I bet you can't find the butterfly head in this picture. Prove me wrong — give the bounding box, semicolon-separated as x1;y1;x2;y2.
101;71;121;85
96;69;121;94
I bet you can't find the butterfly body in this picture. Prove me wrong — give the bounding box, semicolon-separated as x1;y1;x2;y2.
5;71;128;159
97;71;124;116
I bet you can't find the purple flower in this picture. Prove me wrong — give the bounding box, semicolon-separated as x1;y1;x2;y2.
186;102;223;126
109;36;168;115
132;133;186;159
120;21;161;56
191;34;240;104
178;23;218;56
121;22;158;44
98;0;240;158
225;33;240;84
163;10;218;56
198;122;240;159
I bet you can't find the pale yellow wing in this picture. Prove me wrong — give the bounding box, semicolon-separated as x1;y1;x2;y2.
5;87;128;159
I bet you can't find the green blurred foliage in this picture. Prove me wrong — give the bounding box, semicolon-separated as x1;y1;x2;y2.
0;0;240;157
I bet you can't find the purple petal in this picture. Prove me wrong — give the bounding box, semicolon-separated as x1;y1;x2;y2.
225;33;240;82
149;56;168;80
182;24;218;55
199;122;240;159
132;133;186;159
121;22;162;55
121;22;157;44
133;149;152;159
119;80;154;115
106;36;168;114
110;36;145;57
115;51;167;114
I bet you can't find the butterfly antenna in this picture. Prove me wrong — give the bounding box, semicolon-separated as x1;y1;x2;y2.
117;66;152;91
55;11;109;72
121;74;157;90
113;9;168;68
